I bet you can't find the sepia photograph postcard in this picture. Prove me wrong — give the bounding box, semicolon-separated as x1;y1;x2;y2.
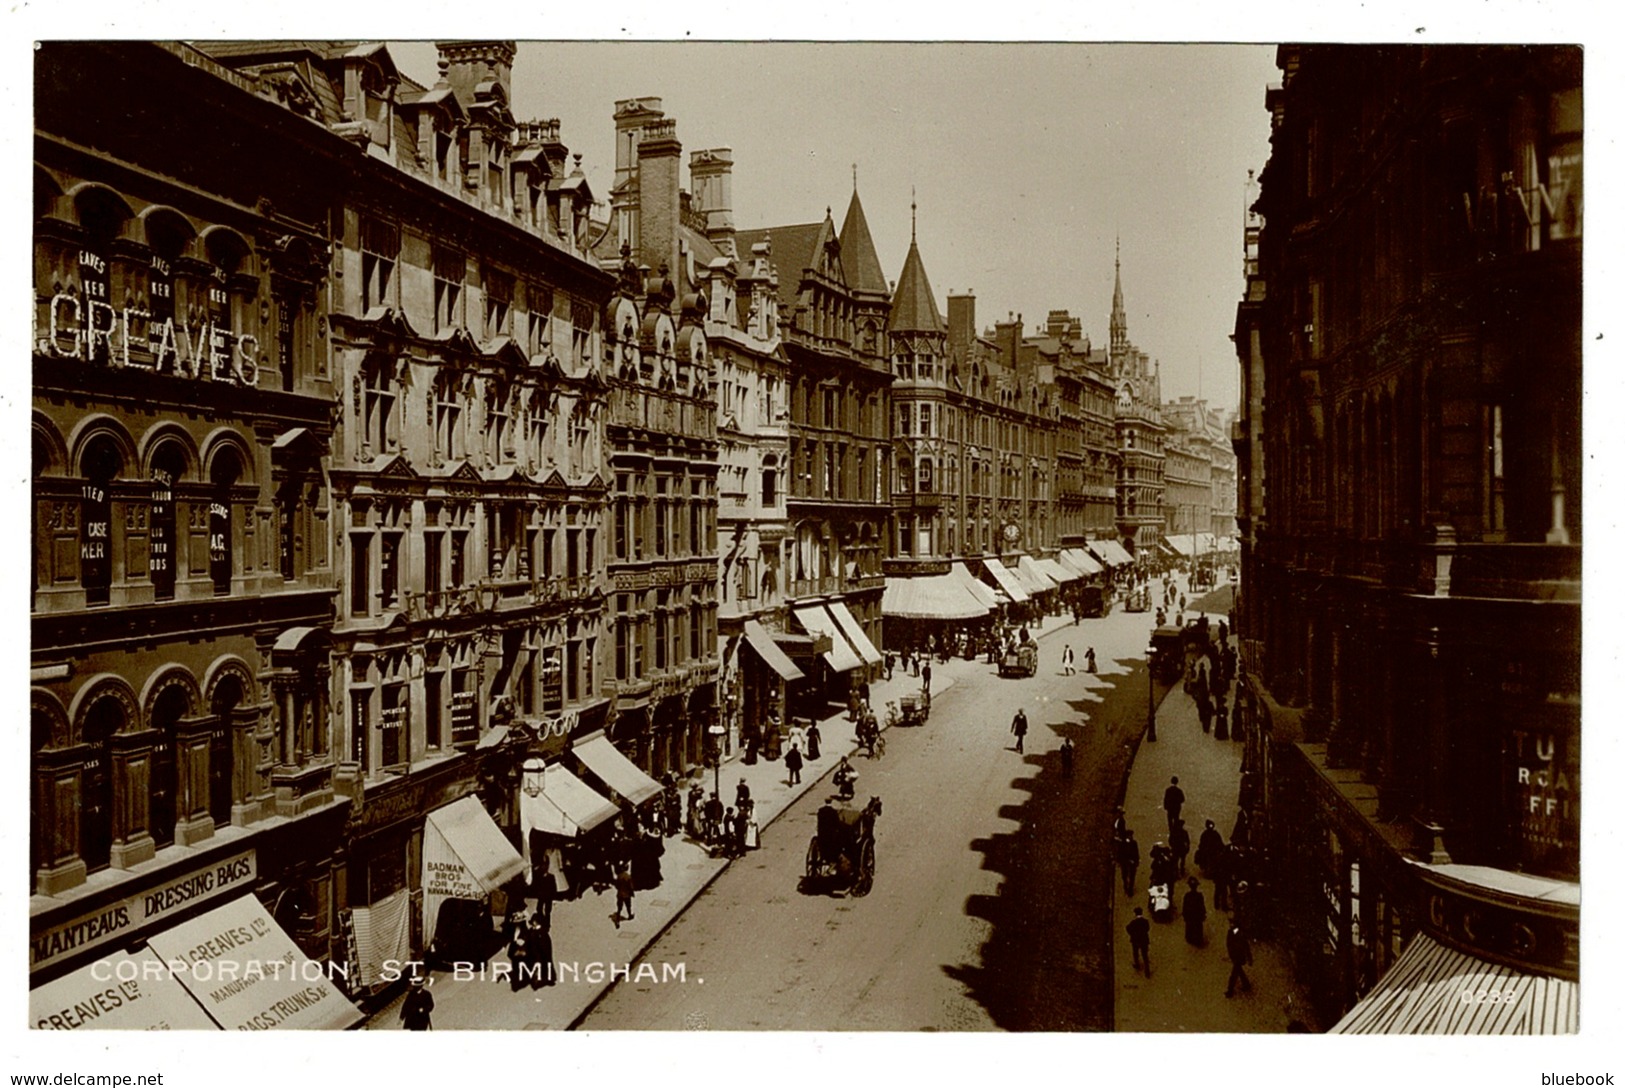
8;2;1612;1084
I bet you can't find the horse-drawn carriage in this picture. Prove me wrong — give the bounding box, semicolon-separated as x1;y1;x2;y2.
803;797;882;896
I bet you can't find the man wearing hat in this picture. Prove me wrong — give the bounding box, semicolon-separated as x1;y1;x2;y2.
400;973;434;1030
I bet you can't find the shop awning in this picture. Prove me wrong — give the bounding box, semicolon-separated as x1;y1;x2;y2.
520;760;619;838
145;894;362;1030
1087;539;1134;567
1014;556;1056;593
883;574;992;621
30;948;218;1030
743;620;805;681
827;602;883;667
1328;933;1578;1034
425;796;526;895
1161;534;1192;556
793;606;863;673
1035;557;1078;584
573;734;663;807
1059;548;1104;576
982;557;1030;602
950;562;1001;608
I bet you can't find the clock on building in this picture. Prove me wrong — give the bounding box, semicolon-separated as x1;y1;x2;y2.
1003;522;1020;544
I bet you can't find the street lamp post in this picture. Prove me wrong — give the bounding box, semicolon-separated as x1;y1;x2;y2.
1145;644;1158;742
707;722;726;798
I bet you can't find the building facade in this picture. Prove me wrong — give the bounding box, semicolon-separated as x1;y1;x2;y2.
595;101;723;780
31;40;354;989
734;191;890;707
1103;250;1166;558
1234;44;1581;1028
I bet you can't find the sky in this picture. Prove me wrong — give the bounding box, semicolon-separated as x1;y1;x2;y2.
389;42;1274;412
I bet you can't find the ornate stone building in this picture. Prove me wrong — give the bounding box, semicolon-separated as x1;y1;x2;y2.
1234;44;1580;1029
1102;247;1166;558
594;99;727;776
734;189;889;707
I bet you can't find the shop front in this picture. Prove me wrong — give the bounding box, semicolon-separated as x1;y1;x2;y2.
517;757;619;896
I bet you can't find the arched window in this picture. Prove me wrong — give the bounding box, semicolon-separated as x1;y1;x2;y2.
80;437;122;607
148;684;189;849
150;444;184;600
919;457;934;493
209;448;243;596
209;674;242;827
80;694;124;872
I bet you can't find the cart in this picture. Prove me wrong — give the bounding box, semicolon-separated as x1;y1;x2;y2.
898;693;929;726
802;797;882;896
999;642;1038;677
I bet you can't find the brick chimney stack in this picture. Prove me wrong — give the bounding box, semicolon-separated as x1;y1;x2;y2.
436;41;516;109
637;116;683;291
947;291;976;364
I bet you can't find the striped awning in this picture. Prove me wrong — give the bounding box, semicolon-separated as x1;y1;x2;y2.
1059;548;1103;577
949;562;1001;608
1015;555;1057;593
982;558;1030;603
883;574;992;621
1087;539;1134;567
793;606;862;673
1329;933;1578;1034
827;602;883;667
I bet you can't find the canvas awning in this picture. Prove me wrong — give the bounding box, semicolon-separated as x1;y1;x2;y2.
144;895;362;1030
1035;557;1078;584
1329;933;1578;1034
424;796;526;896
883;574;992;621
949;562;1001;608
982;557;1030;602
743;620;805;681
573;734;663;807
793;606;862;673
1162;534;1193;556
1014;556;1057;593
1059;548;1104;576
520;760;619;839
827;602;883;666
30;948;218;1031
1087;539;1134;567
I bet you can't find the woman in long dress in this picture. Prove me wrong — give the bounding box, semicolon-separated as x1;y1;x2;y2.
806;722;821;760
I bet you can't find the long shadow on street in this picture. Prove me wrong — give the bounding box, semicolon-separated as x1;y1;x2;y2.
943;657;1169;1031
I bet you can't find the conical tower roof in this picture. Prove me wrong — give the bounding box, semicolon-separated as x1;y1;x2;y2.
838;187;889;298
889;238;944;334
1110;236;1128;352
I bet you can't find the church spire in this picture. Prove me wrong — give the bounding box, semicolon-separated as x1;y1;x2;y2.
1110;236;1128;362
839;185;889;299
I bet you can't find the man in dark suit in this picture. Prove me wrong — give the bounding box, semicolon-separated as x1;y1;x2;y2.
1225;925;1254;996
1126;907;1152;976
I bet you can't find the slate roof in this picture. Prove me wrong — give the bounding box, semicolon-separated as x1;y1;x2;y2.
837;188;888;297
736;220;827;316
887;239;944;334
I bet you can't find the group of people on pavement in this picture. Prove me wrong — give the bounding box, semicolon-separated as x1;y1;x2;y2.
1118;778;1260;997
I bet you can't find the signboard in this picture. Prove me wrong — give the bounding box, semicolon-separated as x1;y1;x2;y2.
30;850;257;974
145;894;361;1030
43;290;261;385
150;471;175;597
450;688;479;747
30;949;217;1031
1507;727;1579;876
80;482;110;591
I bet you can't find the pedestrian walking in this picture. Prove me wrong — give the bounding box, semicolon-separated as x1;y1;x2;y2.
1060;736;1074;779
1224;925;1254;996
1086;647;1097;674
1182;878;1208;947
1195;819;1225;874
884;651;895;680
1117;829;1141;895
1061;645;1076;675
1197;691;1214;734
1011;707;1029;753
400;974;434;1030
1169;818;1190;876
1112;807;1128;843
1126;907;1152;976
785;742;803;785
806;721;821;760
1214;699;1230;741
613;863;635;922
1162;775;1185;834
922;661;933;693
735;778;752;812
534;856;557;922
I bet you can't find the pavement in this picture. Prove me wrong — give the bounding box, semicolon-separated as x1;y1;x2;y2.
1111;580;1318;1033
365;608;1084;1031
